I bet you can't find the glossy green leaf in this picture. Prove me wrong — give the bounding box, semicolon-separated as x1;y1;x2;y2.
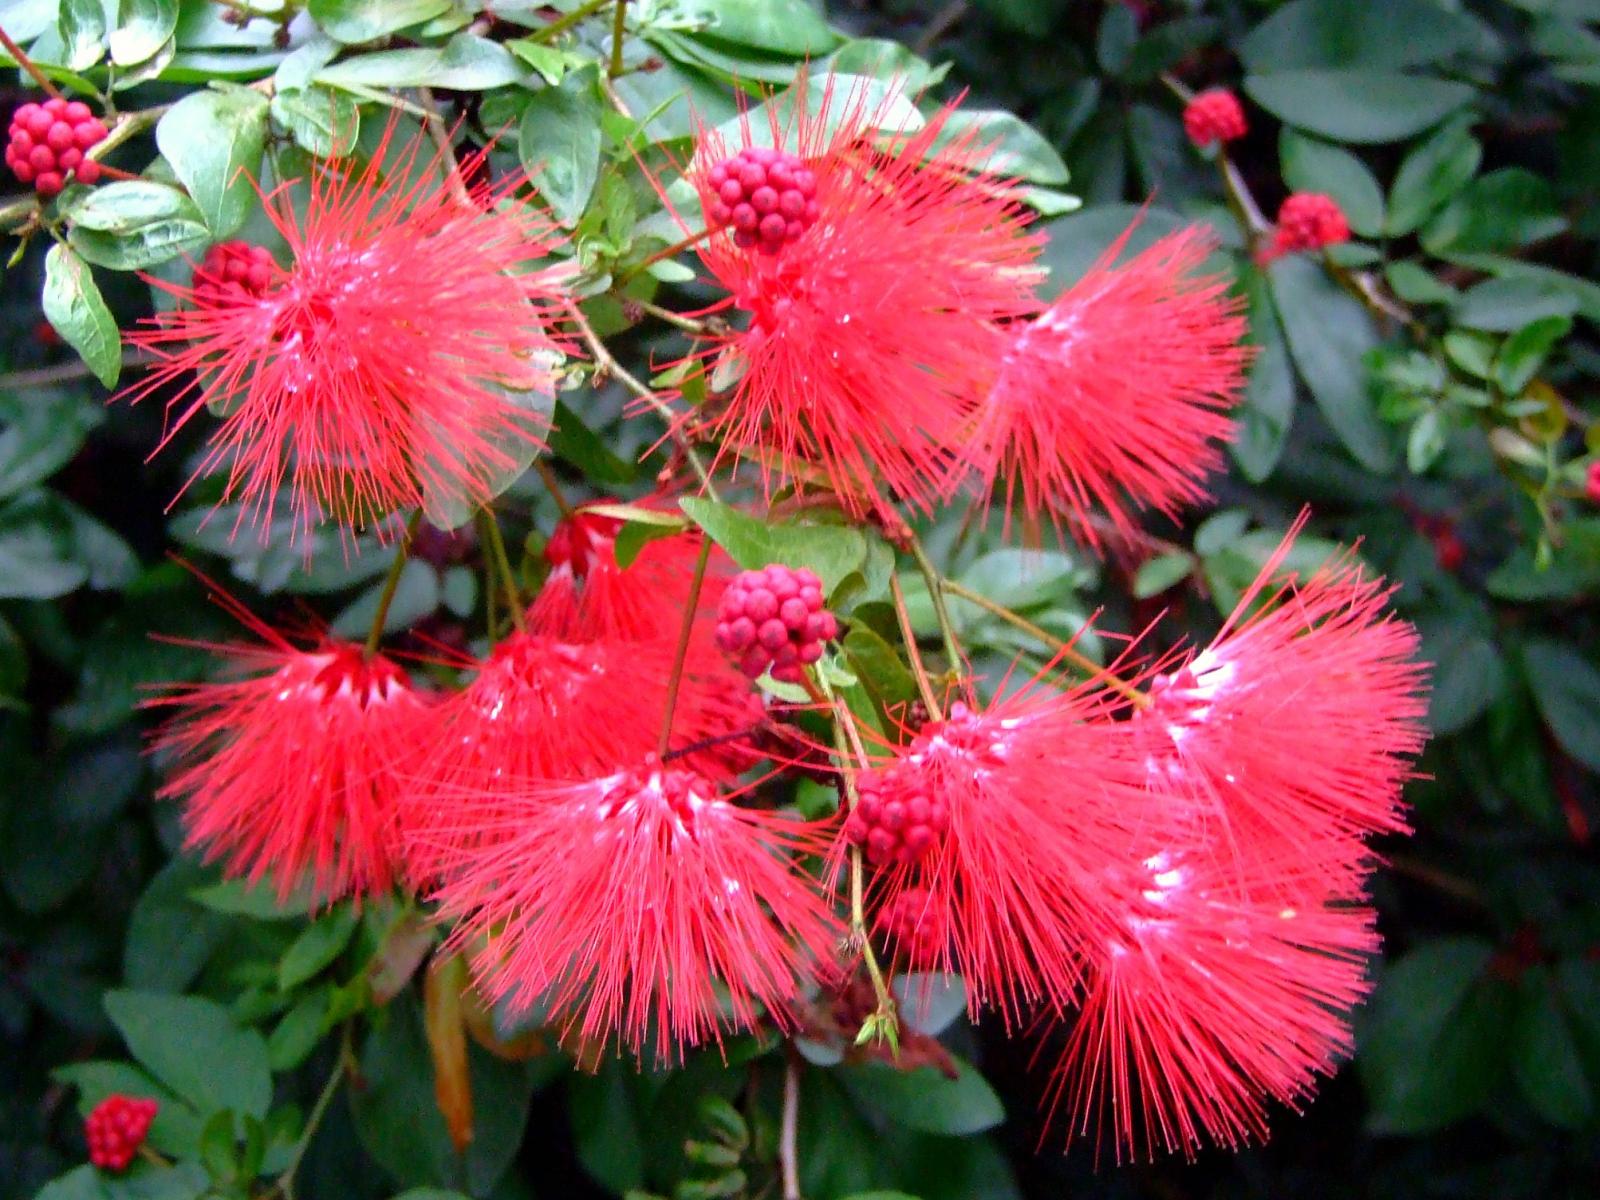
679;497;867;594
837;1056;1005;1136
41;245;120;388
307;0;451;44
104;989;273;1117
1279;129;1384;237
520;67;605;226
1245;70;1475;144
109;0;178;67
1522;638;1600;772
156;87;269;237
1386;117;1481;235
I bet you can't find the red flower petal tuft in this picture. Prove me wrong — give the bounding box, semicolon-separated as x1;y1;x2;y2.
1182;89;1248;147
152;636;426;903
120;118;570;541
428;758;842;1060
964;224;1250;550
665;74;1043;517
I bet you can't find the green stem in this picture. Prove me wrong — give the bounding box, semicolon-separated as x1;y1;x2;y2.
479;510;526;634
939;577;1150;709
656;537;713;757
364;510;422;656
889;573;941;720
534;459;574;518
273;1025;351;1200
528;0;612;44
905;533;962;672
609;0;628;76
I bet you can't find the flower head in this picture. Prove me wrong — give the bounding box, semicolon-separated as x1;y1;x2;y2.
964;225;1249;549
1261;192;1350;261
1182;89;1248;147
428;759;842;1060
1041;844;1378;1161
1137;517;1428;878
121;119;569;541
85;1094;159;1172
401;630;757;878
669;73;1043;517
152;632;426;903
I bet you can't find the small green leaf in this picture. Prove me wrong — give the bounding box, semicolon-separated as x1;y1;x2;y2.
1495;315;1572;395
317;34;521;90
679;497;867;594
268;992;330;1071
1232;266;1297;481
1522;639;1600;773
104;989;273;1118
1245;70;1475;144
41;245;121;388
109;0;178;67
59;0;108;70
278;905;359;990
67;183;210;270
520;67;604;226
1133;550;1196;598
1279;129;1384;237
837;1056;1004;1136
271;87;361;157
1386;117;1481;236
1511;972;1594;1128
307;0;451;44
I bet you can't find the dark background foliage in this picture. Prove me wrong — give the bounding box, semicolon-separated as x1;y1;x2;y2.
3;1;1600;1198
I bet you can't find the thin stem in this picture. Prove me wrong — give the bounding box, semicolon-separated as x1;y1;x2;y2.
905;534;962;672
619;227;714;282
609;0;628;77
529;0;612;43
939;577;1150;709
780;1047;803;1200
566;299;719;498
656;537;713;756
0;348;151;389
479;511;526;634
889;573;941;720
364;510;422;656
273;1025;351;1200
1218;154;1271;235
417;87;473;207
0;24;65;99
534;459;574;518
629;296;714;336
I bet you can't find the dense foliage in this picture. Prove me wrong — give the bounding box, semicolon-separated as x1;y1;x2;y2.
1;1;1598;1198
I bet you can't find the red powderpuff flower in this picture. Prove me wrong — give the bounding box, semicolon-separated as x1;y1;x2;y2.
665;73;1044;517
151;629;427;904
1136;515;1428;882
119;119;570;541
1039;842;1379;1162
1260;192;1350;261
85;1094;159;1172
839;685;1160;1026
1585;460;1600;505
1182;89;1248;147
428;758;843;1059
530;504;731;646
962;225;1249;550
400;630;757;876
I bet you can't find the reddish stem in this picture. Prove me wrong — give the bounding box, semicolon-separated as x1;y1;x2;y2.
0;24;65;99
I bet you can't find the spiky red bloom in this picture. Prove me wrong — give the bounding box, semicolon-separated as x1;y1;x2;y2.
1041;843;1379;1161
400;630;756;877
530;504;730;646
120;120;569;541
1137;517;1428;879
428;758;842;1059
152;636;426;903
1585;460;1600;505
841;688;1158;1025
962;225;1249;549
1182;89;1248;147
669;74;1043;517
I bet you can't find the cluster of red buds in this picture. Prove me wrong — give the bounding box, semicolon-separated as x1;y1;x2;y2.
714;565;839;682
5;98;107;197
84;1095;158;1172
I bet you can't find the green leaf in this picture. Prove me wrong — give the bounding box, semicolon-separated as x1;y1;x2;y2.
1488;519;1600;601
1036;203;1201;293
1453;277;1578;333
268;992;331;1071
837;1056;1004;1136
270;86;361;157
549;399;635;485
124;856;231;993
1238;0;1487;71
936;108;1071;186
36;1163;210;1200
0;492;88;600
1522;638;1600;772
1359;938;1508;1134
1416;618;1501;735
1279;130;1384;237
317;34;521;90
156;88;269;237
190;877;319;920
1133;550;1196;598
1245;70;1475;144
278;905;359;990
67;183;211;270
1268;254;1396;472
684;0;842;57
1511;972;1595;1127
307;0;451;43
330;560;440;639
1495;315;1571;394
59;0;108;71
1386;117;1481;236
1233;265;1297;481
890;974;966;1037
109;0;178;67
41;245;121;387
104;989;273;1118
571;1064;646;1194
679;497;867;594
1421;168;1567;256
520;67;604;226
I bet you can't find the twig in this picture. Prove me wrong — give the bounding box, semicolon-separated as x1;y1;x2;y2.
630;296;716;336
416;87;473;207
534;459;574;518
478;510;526;633
780;1046;803;1200
939;577;1151;710
0;24;64;99
272;1025;351;1200
890;573;941;720
609;0;628;77
0;348;153;390
657;537;713;756
905;533;962;672
528;0;613;43
913;0;968;55
565;299;719;498
364;510;422;656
